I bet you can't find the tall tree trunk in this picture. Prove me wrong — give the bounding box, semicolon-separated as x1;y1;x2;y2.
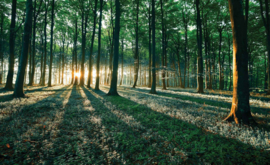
218;29;224;90
29;0;37;86
148;9;152;88
160;0;166;90
74;18;78;85
5;0;17;90
41;1;48;86
176;48;182;87
95;0;103;90
80;12;88;86
259;0;270;94
61;40;65;84
108;0;120;95
39;33;43;84
48;0;54;87
14;0;33;97
224;0;255;124
150;0;157;94
0;13;4;84
132;0;139;88
120;38;124;85
71;48;74;84
196;0;203;93
87;0;97;88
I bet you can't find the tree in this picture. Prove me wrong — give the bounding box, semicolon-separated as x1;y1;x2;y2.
108;0;120;96
41;0;49;86
258;0;270;95
196;0;204;93
87;0;98;88
29;0;42;86
132;0;140;88
14;0;33;97
5;0;17;90
224;0;255;124
48;0;55;87
150;0;157;94
95;0;104;90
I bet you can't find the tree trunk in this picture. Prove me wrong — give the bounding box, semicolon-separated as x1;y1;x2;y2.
0;13;4;84
80;11;88;86
74;18;78;85
71;48;74;84
218;29;224;90
132;0;140;88
5;0;17;90
196;0;204;93
108;0;120;95
29;0;37;86
120;38;124;85
148;9;152;88
150;0;157;94
61;40;65;84
224;0;255;125
95;0;103;90
48;0;54;87
14;0;33;97
39;33;43;84
160;0;166;90
41;1;48;86
259;0;270;94
87;0;97;88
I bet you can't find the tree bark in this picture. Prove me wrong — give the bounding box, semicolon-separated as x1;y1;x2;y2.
87;0;97;88
41;0;48;86
259;0;270;94
196;0;204;93
218;29;224;90
48;0;54;87
224;0;255;124
108;0;120;95
74;18;78;85
120;38;124;85
148;8;152;88
0;13;4;84
160;0;166;90
132;0;140;88
80;10;88;86
14;0;33;97
150;0;157;94
5;0;17;90
95;0;103;90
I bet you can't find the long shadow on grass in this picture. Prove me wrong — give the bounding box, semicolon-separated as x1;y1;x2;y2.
115;86;270;130
118;86;270;115
48;86;190;164
92;89;270;164
0;86;48;103
164;87;270;103
0;85;72;164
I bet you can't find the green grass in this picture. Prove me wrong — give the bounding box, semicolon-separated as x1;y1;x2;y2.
0;85;270;164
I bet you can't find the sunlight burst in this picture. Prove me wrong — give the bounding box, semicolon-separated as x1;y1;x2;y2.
75;72;81;78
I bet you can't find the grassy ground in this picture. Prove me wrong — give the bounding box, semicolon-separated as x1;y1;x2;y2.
0;84;270;164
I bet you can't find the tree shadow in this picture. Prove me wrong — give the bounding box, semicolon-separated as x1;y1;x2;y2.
118;86;270;116
166;87;270;102
0;85;72;164
89;88;270;164
46;86;191;164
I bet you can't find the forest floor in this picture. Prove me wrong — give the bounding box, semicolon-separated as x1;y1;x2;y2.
0;84;270;164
